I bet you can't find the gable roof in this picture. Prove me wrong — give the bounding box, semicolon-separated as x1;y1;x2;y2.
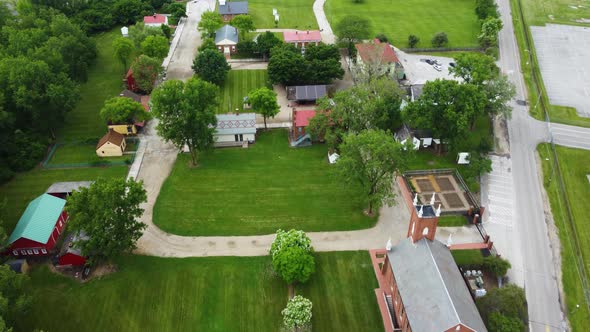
215;25;239;44
46;181;93;195
97;130;125;149
294;110;316;127
387;238;487;332
355;39;400;64
218;2;248;15
215;113;256;135
144;14;167;24
8;194;66;245
283;30;322;43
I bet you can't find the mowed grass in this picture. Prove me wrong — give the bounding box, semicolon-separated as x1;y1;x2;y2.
153;130;376;236
325;0;480;48
538;144;590;330
521;0;590;25
0;167;128;232
47;144;131;165
249;0;317;29
439;215;468;227
17;252;383;332
59;28;129;140
218;70;269;114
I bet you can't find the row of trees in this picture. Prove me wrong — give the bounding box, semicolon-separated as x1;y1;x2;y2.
0;6;97;183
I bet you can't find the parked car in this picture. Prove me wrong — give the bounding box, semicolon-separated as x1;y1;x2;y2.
449;62;456;68
433;65;442;71
433;59;441;65
425;59;434;65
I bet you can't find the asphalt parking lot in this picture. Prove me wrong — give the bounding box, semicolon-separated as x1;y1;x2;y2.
394;48;460;84
531;24;590;117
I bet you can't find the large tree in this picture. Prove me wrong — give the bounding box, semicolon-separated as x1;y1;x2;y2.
268;44;307;85
66;178;148;265
141;34;169;60
230;15;255;39
255;30;282;59
476;284;528;329
450;53;498;85
113;0;152;25
268;43;343;85
100;97;148;124
113;36;135;70
198;11;223;38
248;87;279;129
282;295;313;332
334;15;371;53
270;229;315;287
166;2;186;22
192;49;230;85
337;130;409;215
129;22;165;48
131;55;163;93
479;17;503;48
151;78;219;166
0;265;31;331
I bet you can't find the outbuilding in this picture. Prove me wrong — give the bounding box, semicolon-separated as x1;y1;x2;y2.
218;1;248;22
215;25;239;56
144;13;168;27
96;130;127;157
292;110;316;140
6;193;68;257
215;113;256;146
46;181;93;199
283;30;322;48
58;232;88;267
286;85;327;103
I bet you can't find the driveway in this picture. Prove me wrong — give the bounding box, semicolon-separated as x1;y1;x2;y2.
395;48;459;84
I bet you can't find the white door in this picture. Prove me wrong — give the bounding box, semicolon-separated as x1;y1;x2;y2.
224;46;230;54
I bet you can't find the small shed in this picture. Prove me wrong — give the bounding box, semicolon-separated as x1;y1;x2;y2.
58;232;89;267
215;113;256;145
125;68;137;92
457;152;471;165
218;1;248;22
46;181;93;199
7;193;68;257
292;110;316;139
121;26;129;37
144;13;168;27
96;130;126;157
215;25;239;55
286;85;327;103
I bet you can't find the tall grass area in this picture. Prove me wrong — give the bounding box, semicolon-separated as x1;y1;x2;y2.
325;0;480;48
17;252;383;332
538;144;590;330
59;28;131;140
218;70;268;114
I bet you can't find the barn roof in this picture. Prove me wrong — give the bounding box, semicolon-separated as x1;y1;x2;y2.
387;238;487;332
215;25;239;44
215;113;256;135
97;130;125;149
144;14;167;24
294;110;316;127
218;1;248;15
283;30;322;43
46;181;93;195
8;194;66;245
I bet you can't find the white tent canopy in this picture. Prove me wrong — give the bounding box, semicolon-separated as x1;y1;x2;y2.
457;152;470;165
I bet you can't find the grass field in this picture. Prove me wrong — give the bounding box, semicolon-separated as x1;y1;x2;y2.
249;0;317;29
153;130;376;236
47;144;132;165
0;167;128;232
59;28;131;140
521;0;590;25
325;0;480;48
538;144;590;330
218;70;269;114
17;252;383;332
439;215;468;227
451;249;484;266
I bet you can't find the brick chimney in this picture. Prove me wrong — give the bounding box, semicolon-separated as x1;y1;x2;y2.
407;195;441;242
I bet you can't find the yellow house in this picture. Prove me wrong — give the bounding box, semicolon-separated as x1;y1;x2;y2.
96;130;126;157
107;123;137;135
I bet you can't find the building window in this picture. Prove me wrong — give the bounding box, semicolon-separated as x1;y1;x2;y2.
41;249;47;254
422;227;429;235
59;220;63;227
33;249;39;254
298;127;302;133
12;250;18;256
21;250;27;255
27;250;33;255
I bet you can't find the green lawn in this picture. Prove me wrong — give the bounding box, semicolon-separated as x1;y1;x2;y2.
521;0;590;25
451;249;484;266
153;130;376;236
538;144;590;330
325;0;480;48
47;144;132;166
0;167;128;232
17;252;383;332
59;28;131;140
439;215;468;227
218;70;269;114
249;0;317;29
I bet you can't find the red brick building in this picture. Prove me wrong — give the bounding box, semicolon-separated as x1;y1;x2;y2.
292;110;316;140
370;203;487;332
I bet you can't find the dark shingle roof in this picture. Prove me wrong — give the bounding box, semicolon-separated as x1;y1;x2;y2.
387;238;487;332
97;130;125;149
215;25;239;44
287;85;327;101
218;1;248;15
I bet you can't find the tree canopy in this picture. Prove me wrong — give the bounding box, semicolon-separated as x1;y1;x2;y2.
141;35;169;60
113;37;135;70
268;43;343;85
192;49;231;85
247;87;279;129
431;32;449;47
337;130;409;214
166;2;186;22
0;264;31;331
282;295;313;331
230;15;255;39
129;22;165;48
131;55;163;93
151;78;219;165
66;178;148;265
476;284;528;330
255;31;282;59
270;229;315;285
334;15;371;52
198;11;223;38
100;97;148;124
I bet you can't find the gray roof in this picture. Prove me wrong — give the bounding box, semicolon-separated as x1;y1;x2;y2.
387;238;487;332
410;84;424;101
46;181;93;194
218;1;248;15
215;25;239;44
215;113;257;135
289;85;327;101
61;232;90;256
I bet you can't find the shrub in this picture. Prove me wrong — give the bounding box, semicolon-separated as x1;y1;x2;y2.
476;284;528;328
431;32;448;48
408;34;420;48
375;33;389;43
483;256;511;277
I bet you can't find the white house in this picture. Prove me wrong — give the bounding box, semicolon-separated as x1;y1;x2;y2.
143;14;168;27
215;113;256;146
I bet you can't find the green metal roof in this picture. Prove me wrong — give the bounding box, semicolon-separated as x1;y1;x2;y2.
8;193;66;244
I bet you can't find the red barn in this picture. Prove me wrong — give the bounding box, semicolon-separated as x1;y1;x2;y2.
58;232;88;266
7;193;68;257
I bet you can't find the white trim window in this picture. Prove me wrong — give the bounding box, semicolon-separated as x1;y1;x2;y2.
12;250;18;255
33;249;39;254
41;249;47;254
21;250;27;255
27;250;33;255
